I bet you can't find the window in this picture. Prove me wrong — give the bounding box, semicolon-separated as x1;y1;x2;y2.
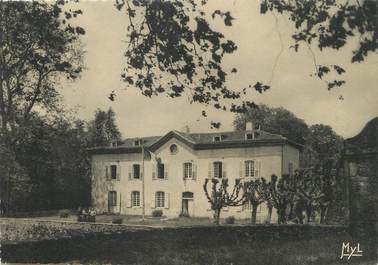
213;161;223;178
157;163;165;179
289;162;294;175
134;140;140;146
131;191;140;207
133;164;140;179
245;160;255;178
183;162;193;179
254;131;260;139
108;191;117;206
155;191;165;208
110;165;117;179
242;200;252;211
111;141;117;147
242;201;262;213
170;144;178;154
213;136;221;142
246;133;253;140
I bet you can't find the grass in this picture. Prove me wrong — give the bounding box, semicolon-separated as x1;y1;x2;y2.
5;232;375;265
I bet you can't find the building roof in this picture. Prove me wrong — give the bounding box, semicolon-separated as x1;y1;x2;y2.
88;129;303;155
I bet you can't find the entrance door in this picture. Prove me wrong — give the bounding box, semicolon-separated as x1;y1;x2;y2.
181;192;193;217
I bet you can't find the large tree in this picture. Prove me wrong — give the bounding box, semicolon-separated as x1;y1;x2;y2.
0;1;84;147
234;104;310;145
0;1;85;213
87;108;122;147
115;0;377;119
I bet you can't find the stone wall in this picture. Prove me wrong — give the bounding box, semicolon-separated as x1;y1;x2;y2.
343;117;378;236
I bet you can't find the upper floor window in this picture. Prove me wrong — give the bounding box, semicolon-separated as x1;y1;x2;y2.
108;191;117;206
131;191;140;207
170;144;178;154
157;163;165;179
133;164;141;179
183;162;193;179
213;161;223;178
245;160;255;178
155;191;165;208
110;165;117;180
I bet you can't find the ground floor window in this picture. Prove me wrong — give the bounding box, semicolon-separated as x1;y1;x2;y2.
155;191;165;208
108;191;117;206
131;191;140;207
242;201;262;212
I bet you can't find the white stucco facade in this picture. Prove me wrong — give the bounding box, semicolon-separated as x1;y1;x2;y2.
90;130;300;223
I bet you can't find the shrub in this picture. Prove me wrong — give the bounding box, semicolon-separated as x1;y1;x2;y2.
112;217;123;224
59;210;70;218
152;209;163;217
225;216;235;224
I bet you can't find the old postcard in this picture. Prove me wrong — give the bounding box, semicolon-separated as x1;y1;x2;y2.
0;0;377;264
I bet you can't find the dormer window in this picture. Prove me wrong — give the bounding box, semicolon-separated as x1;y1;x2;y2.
213;136;221;142
245;133;253;140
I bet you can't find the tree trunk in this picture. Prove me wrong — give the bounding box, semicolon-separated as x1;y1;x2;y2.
213;208;221;225
251;203;258;224
278;208;286;224
305;205;312;223
320;205;328;224
266;206;272;224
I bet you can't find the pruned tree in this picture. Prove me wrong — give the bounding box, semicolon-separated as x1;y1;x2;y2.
268;174;296;224
203;178;244;224
242;178;268;224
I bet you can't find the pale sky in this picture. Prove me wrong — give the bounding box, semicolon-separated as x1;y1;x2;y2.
61;0;378;139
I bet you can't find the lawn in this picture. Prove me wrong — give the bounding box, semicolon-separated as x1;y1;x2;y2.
25;212;256;227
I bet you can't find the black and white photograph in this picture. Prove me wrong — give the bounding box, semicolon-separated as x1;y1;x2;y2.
0;0;377;264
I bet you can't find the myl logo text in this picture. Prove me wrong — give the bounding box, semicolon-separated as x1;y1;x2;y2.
340;242;363;260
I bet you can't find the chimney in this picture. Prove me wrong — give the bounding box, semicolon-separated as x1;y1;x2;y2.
245;121;253;131
181;125;190;133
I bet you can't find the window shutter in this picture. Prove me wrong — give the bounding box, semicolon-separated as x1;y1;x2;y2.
128;164;132;180
116;164;121;181
152;164;156;180
105;165;109;180
222;162;227;179
140;165;143;180
164;164;168;180
151;192;156;208
257;161;262;178
239;161;243;178
208;162;212;179
164;192;169;209
140;192;143;207
193;164;197;181
127;192;132;208
182;163;186;180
